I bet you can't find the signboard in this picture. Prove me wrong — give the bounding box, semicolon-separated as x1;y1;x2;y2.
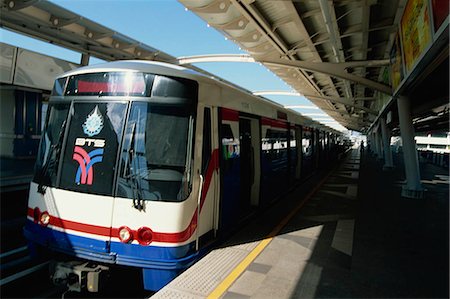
389;33;404;90
431;0;449;32
400;0;432;73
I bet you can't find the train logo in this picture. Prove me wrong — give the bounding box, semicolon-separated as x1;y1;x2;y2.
72;146;104;185
82;106;104;137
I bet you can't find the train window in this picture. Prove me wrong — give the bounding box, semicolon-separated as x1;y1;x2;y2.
117;101;196;202
264;129;288;161
202;108;212;174
302;129;313;157
152;76;197;100
221;124;233;139
51;77;67;96
33;103;70;188
290;129;296;149
59;102;127;196
220;123;239;174
221;124;239;159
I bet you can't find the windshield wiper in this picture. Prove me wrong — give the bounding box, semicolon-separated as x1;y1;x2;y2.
37;120;66;195
125;122;145;211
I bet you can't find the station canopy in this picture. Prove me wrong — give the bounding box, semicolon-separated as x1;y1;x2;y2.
1;0;448;133
179;0;448;133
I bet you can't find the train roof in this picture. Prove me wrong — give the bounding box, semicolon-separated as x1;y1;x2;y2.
59;60;203;80
58;60;342;135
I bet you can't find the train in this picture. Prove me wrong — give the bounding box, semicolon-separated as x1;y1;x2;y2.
24;60;349;292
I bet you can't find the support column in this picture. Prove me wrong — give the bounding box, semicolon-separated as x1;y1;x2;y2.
368;131;375;154
380;116;394;170
397;95;424;198
81;53;90;66
374;125;382;159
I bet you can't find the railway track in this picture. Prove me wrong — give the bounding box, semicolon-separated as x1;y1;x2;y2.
1;244;153;298
0;189;152;298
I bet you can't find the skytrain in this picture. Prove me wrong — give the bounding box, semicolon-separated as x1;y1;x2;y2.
24;60;347;292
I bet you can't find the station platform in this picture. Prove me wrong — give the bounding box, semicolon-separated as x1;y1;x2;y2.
153;148;449;299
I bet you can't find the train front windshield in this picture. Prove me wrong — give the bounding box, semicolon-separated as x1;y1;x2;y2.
34;71;197;203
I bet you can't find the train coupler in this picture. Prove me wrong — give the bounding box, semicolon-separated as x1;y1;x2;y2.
50;261;109;292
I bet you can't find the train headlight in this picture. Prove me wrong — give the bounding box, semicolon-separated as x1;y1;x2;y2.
137;227;153;245
39;211;50;226
118;226;133;243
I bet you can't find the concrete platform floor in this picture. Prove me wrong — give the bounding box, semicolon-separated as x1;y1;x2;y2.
154;148;448;298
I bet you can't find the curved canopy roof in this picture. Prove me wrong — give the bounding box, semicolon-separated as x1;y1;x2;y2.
179;0;448;133
1;0;448;133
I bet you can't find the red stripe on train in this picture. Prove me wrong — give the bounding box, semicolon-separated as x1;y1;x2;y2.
28;206;198;243
221;108;239;121
27;149;219;244
261;117;288;129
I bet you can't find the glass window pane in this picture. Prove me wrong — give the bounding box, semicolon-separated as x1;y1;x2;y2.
33;103;70;186
51;77;67;96
202;108;212;174
59;102;127;196
117;102;194;202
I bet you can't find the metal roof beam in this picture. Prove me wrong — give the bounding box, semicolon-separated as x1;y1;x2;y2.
49;15;81;27
262;57;391;94
253;90;375;101
252;91;377;115
284;105;320;109
1;0;176;63
177;54;391;94
5;0;38;11
230;0;325;96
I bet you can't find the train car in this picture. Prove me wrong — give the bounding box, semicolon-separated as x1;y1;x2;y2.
24;60;344;292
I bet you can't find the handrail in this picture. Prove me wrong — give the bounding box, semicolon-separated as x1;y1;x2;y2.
195;174;204;251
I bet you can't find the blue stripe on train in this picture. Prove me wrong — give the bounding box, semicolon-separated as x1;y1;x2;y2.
23;220;197;266
24;220;199;290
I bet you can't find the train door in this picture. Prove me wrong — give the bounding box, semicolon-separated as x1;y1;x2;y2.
294;126;302;180
219;108;240;232
199;106;220;241
288;125;301;184
218;109;260;233
239;116;260;213
314;129;320;168
239;118;252;214
302;127;314;179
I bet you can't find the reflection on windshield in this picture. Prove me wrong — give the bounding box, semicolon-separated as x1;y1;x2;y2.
33;103;70;190
117;102;194;202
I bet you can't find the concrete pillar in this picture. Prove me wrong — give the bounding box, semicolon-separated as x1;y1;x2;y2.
380;116;394;170
374;126;382;159
397;95;424;198
377;128;384;159
81;53;90;66
368;131;375;154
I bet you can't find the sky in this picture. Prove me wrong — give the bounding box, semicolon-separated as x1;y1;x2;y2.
0;0;344;131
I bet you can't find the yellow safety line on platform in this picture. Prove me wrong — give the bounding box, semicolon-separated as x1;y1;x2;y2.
207;169;335;299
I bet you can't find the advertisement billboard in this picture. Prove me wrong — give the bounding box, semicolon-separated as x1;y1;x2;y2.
400;0;432;73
